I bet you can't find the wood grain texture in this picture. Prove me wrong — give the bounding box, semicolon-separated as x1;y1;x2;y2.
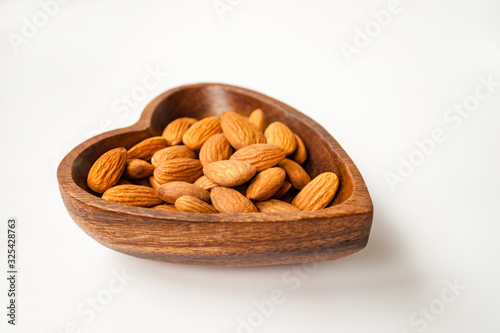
57;83;373;267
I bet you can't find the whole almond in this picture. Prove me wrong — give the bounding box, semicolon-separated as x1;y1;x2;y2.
156;181;210;204
199;133;233;166
279;158;311;190
123;159;154;179
153;158;203;184
87;147;127;193
264;121;297;155
221;112;266;150
255;199;301;213
152;204;177;211
151;145;197;167
291;134;307;165
211;187;258;213
292;172;339;211
229;144;286;172
175;196;218;214
248;108;267;132
102;185;163;207
127;136;168;161
162;117;197;145
182;116;222;151
194;175;219;191
272;181;292;199
246;167;286;201
203;160;256;187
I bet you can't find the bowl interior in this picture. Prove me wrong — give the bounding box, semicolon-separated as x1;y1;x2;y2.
71;84;354;207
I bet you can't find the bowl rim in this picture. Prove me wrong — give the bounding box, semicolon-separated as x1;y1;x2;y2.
57;83;373;223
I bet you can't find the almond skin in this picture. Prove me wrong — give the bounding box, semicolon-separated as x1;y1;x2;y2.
279;158;311;190
203;160;256;187
264;121;297;155
151;146;197;167
248;108;267;132
102;185;163;207
127;136;168;161
211;187;258;213
229;144;286;172
199;133;233;166
272;181;292;199
156;181;210;204
162;117;197;145
291;134;307;165
246;167;286;201
194;175;219;191
221;112;266;150
292;172;339;211
182;116;222;151
255;199;301;213
149;176;161;190
153;158;203;184
87;147;127;193
152;204;178;211
175;196;218;214
123;159;154;179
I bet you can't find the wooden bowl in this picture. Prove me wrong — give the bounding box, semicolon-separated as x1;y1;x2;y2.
57;83;373;267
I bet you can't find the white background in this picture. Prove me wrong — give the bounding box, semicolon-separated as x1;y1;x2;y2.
1;0;499;332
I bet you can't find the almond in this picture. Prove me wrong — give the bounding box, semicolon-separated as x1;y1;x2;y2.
221;112;266;150
153;158;203;184
264;121;297;155
87;112;342;215
156;181;210;204
127;136;168;161
175;196;218;214
162;117;197;145
292;172;339;211
151;204;177;211
123;159;154;179
151;145;197;167
199;133;233;166
272;181;292;199
248;108;267;132
182;116;222;151
87;147;127;193
203;160;256;187
229;144;286;172
291;134;307;165
246;167;286;201
102;185;163;207
255;199;301;213
211;187;258;213
279;158;311;190
149;176;161;190
194;175;219;191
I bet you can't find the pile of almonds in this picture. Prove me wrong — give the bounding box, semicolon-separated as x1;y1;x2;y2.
86;109;339;214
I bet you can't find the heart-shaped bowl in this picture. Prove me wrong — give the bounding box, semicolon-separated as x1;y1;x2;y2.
57;83;373;267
